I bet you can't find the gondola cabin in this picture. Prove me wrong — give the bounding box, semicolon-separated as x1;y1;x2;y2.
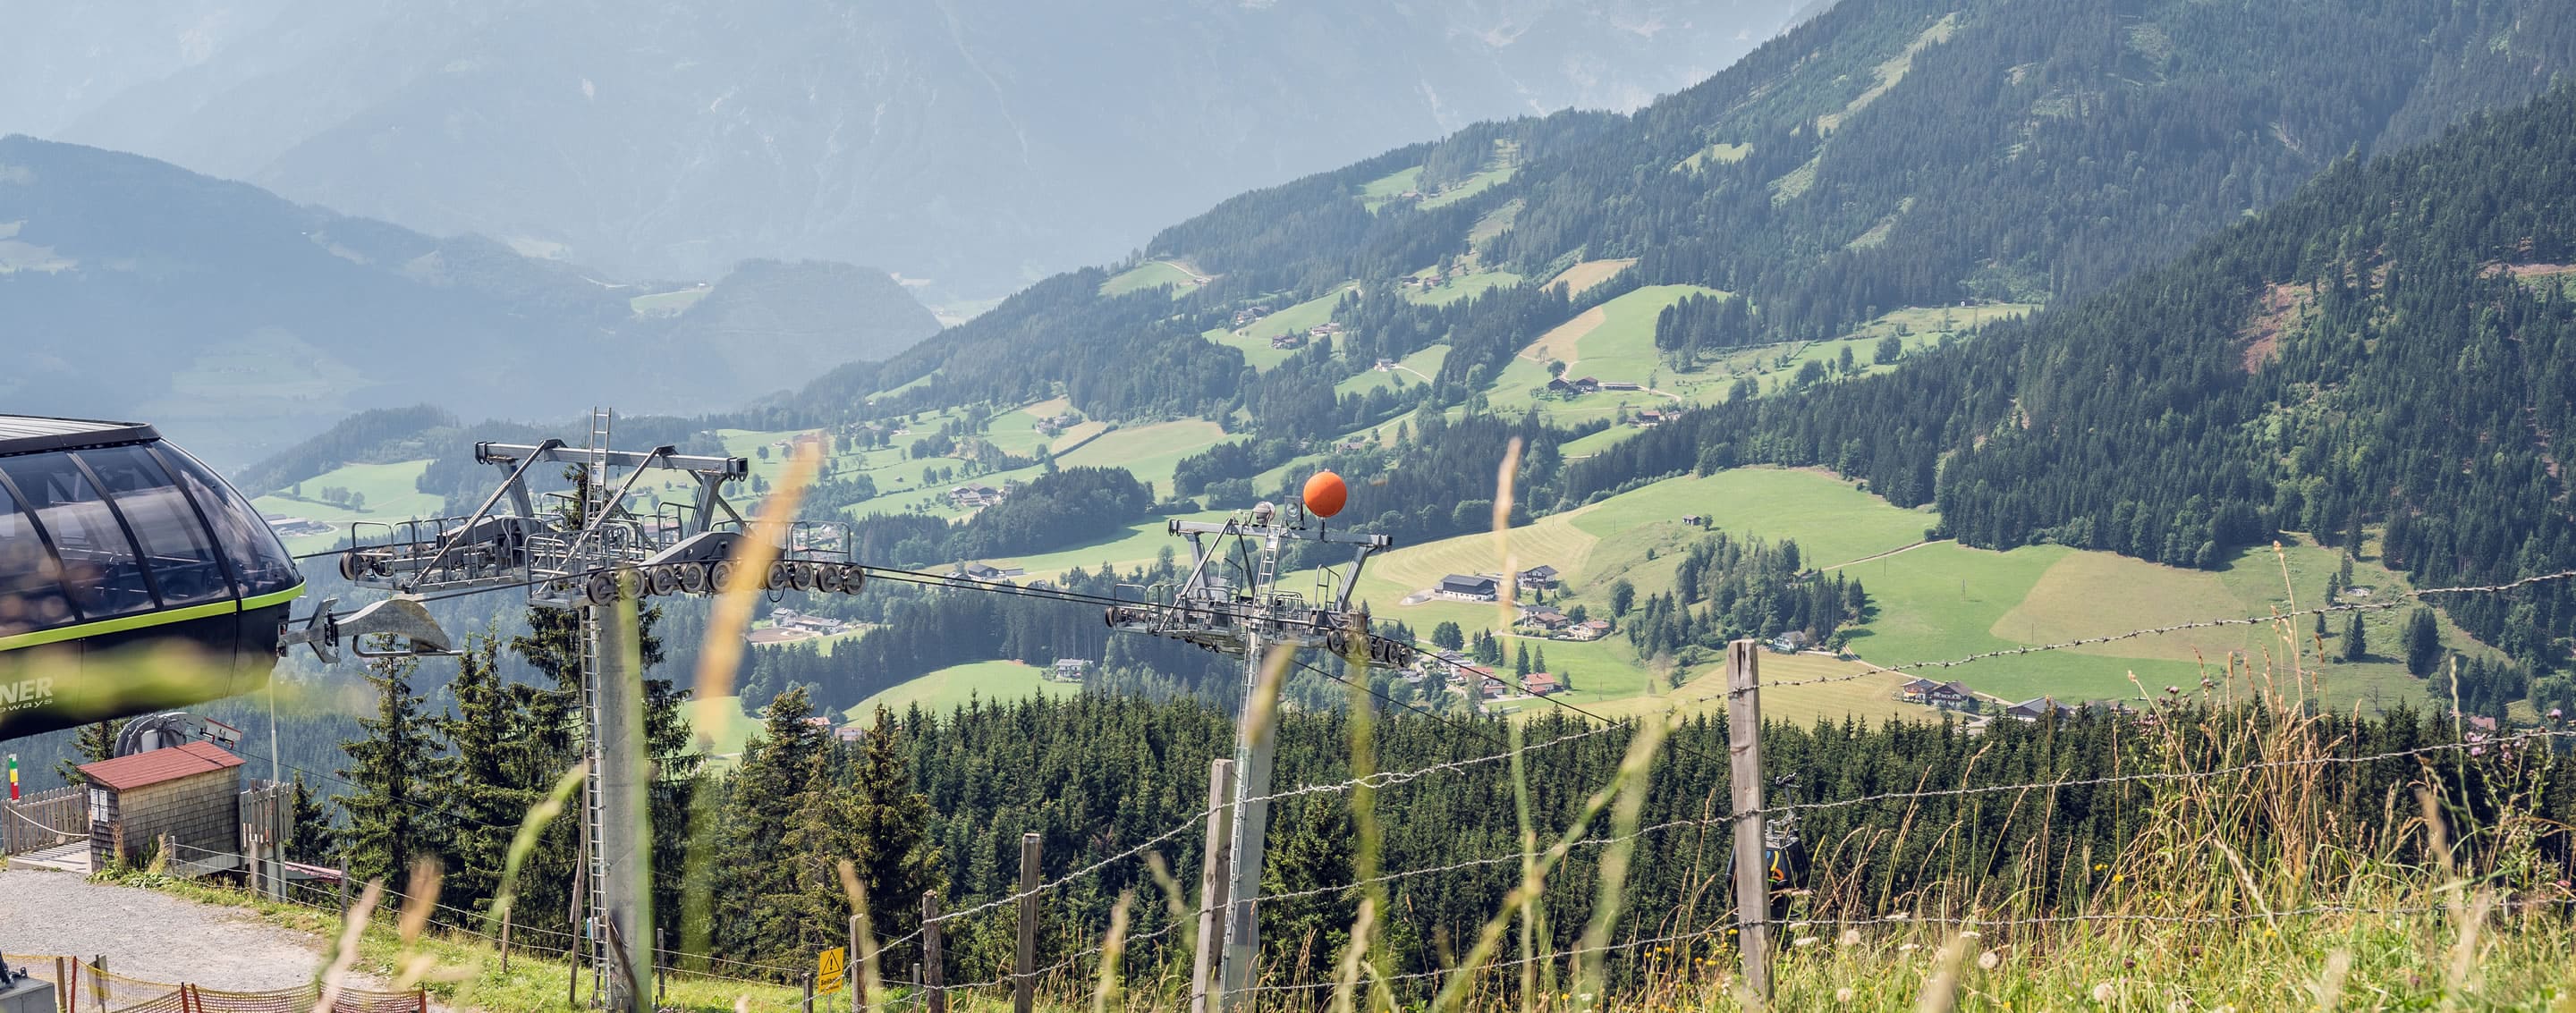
0;416;304;739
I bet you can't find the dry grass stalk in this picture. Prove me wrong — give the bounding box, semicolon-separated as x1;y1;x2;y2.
1094;890;1137;1013
312;878;386;1013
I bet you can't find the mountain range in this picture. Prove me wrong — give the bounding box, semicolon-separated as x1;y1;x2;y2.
0;135;937;465
0;0;1824;301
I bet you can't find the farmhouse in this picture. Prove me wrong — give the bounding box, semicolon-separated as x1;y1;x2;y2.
1525;672;1563;696
1049;659;1092;682
1571;619;1613;640
955;562;1025;581
1437;574;1500;602
1517;565;1560;590
950;483;1005;508
1900;678;1976;708
1518;606;1572;631
1270;333;1306;350
1768;630;1809;653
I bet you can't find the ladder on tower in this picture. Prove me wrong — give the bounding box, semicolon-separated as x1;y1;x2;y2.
580;408;613;988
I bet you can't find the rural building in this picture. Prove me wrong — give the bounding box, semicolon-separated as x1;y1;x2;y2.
1681;514;1708;527
836;726;867;743
950;484;1006;508
1768;630;1809;653
1601;381;1641;391
1517;565;1560;590
1572;376;1600;393
1525;672;1563;696
1900;679;1976;708
1437;574;1500;601
746;627;810;646
1571;620;1613;640
75;742;245;872
2004;697;2072;722
956;562;1025;581
1519;606;1571;631
1633;409;1667;426
1050;659;1092;682
1546;377;1576;395
771;608;850;636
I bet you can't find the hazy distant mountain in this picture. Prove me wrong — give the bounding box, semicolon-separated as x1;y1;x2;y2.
1;0;1819;302
0;135;937;465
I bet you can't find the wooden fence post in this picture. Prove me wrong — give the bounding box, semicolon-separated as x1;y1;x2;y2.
1189;758;1235;1013
803;971;815;1010
657;927;666;1005
501;908;513;974
89;955;107;1011
1726;639;1771;1003
923;891;945;1013
847;914;861;1011
336;859;348;911
1015;832;1039;1013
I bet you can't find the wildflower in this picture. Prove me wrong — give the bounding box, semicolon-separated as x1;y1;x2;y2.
1835;987;1857;1004
1958;931;1981;941
1898;943;1920;954
1978;950;2001;971
1794;936;1821;949
2113;874;2126;884
2094;864;2108;872
1839;928;1862;946
2093;983;2115;1003
1886;913;1911;922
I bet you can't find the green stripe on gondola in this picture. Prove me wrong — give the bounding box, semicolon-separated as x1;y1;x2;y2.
0;582;307;653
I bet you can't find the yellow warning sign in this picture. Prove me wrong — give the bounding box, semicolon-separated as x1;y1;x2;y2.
817;947;847;993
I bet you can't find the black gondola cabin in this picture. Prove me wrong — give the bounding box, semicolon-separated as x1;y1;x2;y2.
0;416;304;739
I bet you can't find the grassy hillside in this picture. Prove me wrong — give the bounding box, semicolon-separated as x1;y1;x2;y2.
851;659;1080;718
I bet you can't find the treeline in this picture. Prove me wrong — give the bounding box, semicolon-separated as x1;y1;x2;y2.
1622;532;1868;663
624;693;2576;990
845;467;1151;569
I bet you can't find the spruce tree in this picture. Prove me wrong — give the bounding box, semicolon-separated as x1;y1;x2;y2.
341;656;439;884
2402;608;2444;678
782;706;943;952
58;719;126;785
434;635;533;907
2343;612;2368;663
288;776;337;865
715;687;831;959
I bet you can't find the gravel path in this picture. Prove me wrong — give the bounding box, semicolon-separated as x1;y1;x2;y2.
0;867;343;991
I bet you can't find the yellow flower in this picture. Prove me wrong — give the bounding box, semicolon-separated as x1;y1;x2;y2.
2094;864;2108;872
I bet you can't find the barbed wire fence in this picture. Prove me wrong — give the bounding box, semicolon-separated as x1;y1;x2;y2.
819;572;2576;1010
76;572;2570;1009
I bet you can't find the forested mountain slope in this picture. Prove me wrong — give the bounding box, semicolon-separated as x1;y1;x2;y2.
774;0;2576;434
1589;83;2576;680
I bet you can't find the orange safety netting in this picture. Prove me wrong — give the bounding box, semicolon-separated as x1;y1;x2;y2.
4;956;423;1013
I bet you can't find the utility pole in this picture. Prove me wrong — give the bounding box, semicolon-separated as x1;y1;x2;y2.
1217;633;1275;1004
331;408;864;1011
591;587;652;1013
1102;484;1403;1013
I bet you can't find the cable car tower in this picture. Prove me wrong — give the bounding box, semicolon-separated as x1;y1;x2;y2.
1103;473;1414;1010
335;409;862;1009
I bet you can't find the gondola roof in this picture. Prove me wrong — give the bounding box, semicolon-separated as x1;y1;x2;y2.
0;415;160;458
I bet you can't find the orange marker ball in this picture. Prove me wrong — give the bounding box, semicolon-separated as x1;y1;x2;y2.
1302;471;1349;519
